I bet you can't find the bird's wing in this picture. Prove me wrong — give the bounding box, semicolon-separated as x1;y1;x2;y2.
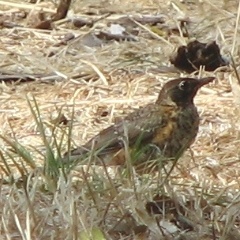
69;104;175;156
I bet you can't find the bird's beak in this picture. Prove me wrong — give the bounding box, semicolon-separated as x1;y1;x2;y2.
197;77;215;87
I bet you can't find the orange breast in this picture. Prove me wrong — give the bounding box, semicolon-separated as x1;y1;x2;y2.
151;106;199;160
152;119;176;144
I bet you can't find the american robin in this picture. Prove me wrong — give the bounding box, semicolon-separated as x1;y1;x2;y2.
62;77;214;171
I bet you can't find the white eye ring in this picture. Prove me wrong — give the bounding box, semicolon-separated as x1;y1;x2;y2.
178;81;186;90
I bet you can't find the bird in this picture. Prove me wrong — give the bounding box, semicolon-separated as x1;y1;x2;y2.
62;77;214;172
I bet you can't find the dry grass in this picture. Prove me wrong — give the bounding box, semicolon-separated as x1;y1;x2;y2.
0;0;240;239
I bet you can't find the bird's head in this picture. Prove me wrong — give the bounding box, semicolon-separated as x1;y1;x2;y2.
156;77;215;107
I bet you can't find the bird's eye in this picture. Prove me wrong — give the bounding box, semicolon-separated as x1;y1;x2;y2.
178;81;188;90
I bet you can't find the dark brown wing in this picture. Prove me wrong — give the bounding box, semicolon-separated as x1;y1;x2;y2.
67;103;174;158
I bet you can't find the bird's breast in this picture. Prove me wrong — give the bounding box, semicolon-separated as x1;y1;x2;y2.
152;105;199;160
